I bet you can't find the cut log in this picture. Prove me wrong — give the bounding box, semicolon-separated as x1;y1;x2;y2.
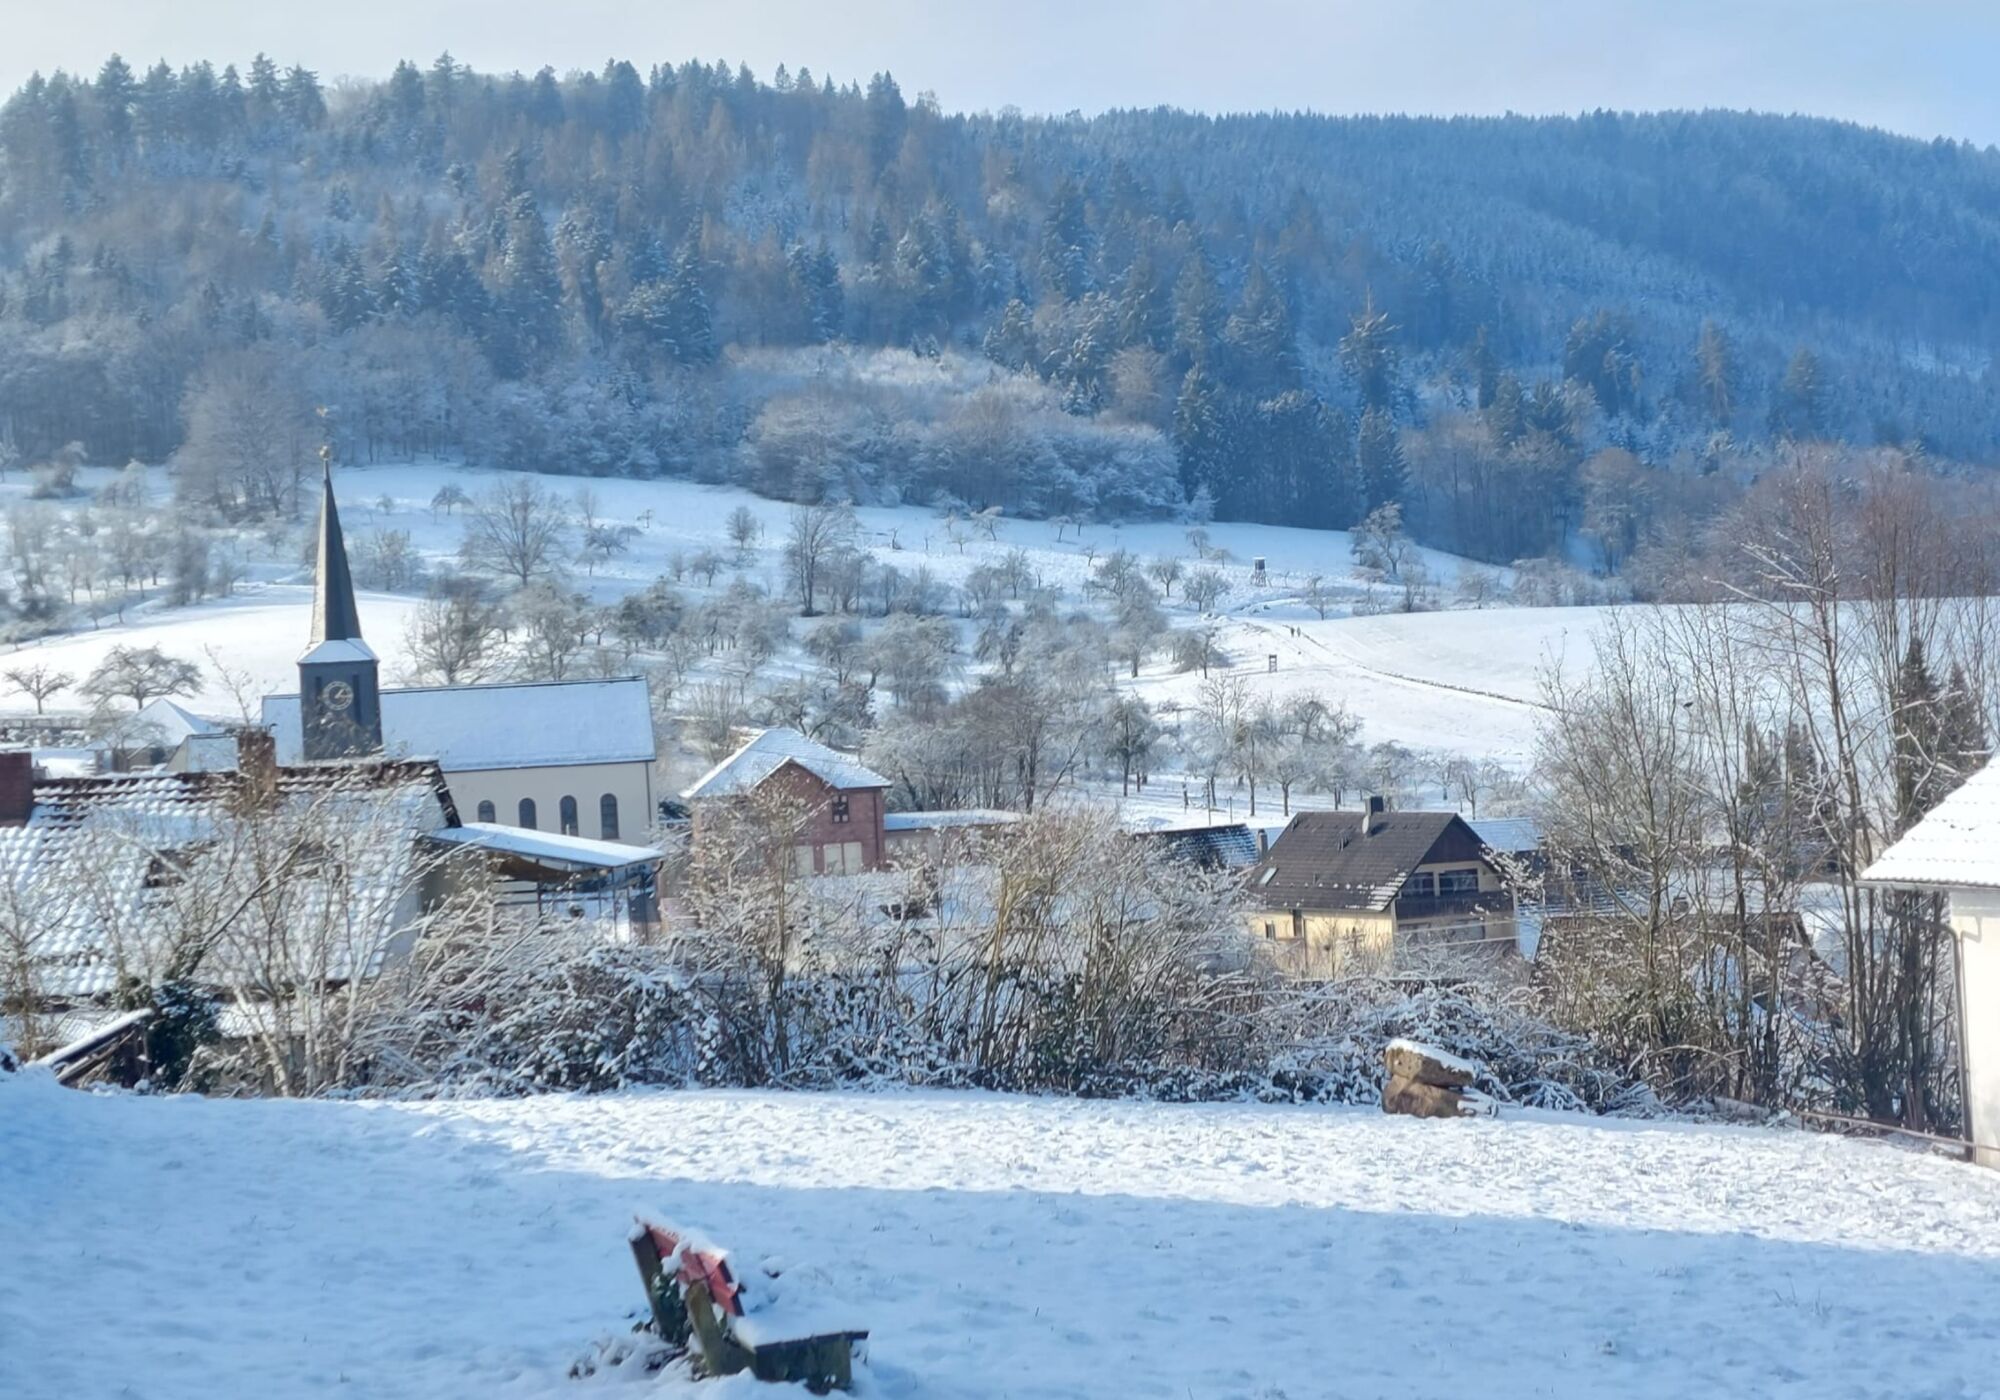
1381;1073;1473;1120
1384;1038;1476;1089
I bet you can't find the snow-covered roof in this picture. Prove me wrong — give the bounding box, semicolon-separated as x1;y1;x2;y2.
681;728;889;800
883;809;1021;832
0;761;455;999
1861;760;2000;891
429;822;661;871
113;698;224;747
263;677;655;773
1469;816;1544;855
299;637;378;665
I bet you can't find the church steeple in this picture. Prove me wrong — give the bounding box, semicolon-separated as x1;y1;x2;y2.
298;445;383;761
309;451;365;646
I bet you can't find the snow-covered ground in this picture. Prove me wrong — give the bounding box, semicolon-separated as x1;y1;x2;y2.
1;461;1599;767
0;586;427;716
1128;605;1606;767
6;1074;1998;1399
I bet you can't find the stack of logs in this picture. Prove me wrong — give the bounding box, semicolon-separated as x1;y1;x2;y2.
1381;1039;1481;1119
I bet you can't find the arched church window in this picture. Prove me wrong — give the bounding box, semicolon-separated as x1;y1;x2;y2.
559;795;579;836
518;798;537;829
600;794;620;841
476;800;496;823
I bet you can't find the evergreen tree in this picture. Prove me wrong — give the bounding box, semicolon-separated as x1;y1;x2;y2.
603;59;645;138
1694;319;1736;428
95;54;136;155
1173;363;1230;505
1486;372;1526;448
788;241;844;343
1170;253;1223;371
1221;261;1299;394
1356;406;1407;510
1338;292;1400;413
1469;324;1499;409
1562;308;1644;418
491;192;564;372
1771;347;1826;438
1039;176;1092;303
1115;244;1172;352
280;64;326;128
863;72;906;173
982;298;1038;373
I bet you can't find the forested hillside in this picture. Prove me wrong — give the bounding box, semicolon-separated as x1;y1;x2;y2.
3;53;2000;568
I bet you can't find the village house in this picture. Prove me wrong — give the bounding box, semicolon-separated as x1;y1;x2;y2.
0;725;663;1059
1244;798;1519;977
1861;761;2000;1168
681;727;1019;875
257;462;658;841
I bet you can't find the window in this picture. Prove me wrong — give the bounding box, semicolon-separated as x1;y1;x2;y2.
839;841;864;874
559;795;579;836
830;793;851;824
518;798;537;829
1439;868;1481;896
475;800;496;823
1263;921;1277;941
794;844;816;877
600;794;620;841
1404;871;1437;897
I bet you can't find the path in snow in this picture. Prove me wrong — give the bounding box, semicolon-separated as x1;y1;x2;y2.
5;1076;1998;1400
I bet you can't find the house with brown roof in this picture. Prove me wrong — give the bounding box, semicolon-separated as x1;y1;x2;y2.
1245;798;1519;978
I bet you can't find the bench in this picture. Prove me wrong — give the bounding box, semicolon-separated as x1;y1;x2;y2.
629;1217;867;1393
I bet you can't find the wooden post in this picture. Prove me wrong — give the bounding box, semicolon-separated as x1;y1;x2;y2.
629;1231;689;1347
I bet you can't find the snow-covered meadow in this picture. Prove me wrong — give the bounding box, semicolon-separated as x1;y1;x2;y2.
0;460;1596;770
5;1074;1997;1399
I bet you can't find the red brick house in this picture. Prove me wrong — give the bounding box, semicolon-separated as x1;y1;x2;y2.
681;728;892;875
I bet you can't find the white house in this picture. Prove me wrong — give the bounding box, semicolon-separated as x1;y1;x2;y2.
1861;762;2000;1167
258;463;658;842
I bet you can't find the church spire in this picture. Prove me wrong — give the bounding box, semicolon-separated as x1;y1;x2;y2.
298;441;382;762
309;445;364;645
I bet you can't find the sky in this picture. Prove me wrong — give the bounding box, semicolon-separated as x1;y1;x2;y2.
4;0;1998;147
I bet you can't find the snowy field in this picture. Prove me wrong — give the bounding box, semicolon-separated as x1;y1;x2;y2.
6;1074;1999;1399
0;585;427;716
1;461;1598;767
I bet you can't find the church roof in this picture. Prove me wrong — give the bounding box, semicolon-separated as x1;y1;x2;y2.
263;676;657;773
305;461;367;660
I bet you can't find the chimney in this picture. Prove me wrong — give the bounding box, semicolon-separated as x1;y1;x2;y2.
236;728;280;808
1361;794;1387;838
0;750;34;826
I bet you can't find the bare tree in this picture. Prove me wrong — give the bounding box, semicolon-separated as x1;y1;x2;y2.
429;483;472;516
726;505;764;558
4;663;75;714
461;478;568;587
783;503;856;616
81;646;202;710
1183;567;1230;612
401;579;505;686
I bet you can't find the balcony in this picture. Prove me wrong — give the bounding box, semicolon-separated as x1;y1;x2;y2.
1391;892;1510;925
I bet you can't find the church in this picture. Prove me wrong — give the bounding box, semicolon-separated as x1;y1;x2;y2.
260;466;659;841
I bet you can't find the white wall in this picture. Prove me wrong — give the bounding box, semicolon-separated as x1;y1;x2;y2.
445;760;654;842
1950;887;2000;1168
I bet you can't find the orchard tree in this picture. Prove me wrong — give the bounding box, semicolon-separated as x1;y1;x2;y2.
3;663;75;713
82;645;201;710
